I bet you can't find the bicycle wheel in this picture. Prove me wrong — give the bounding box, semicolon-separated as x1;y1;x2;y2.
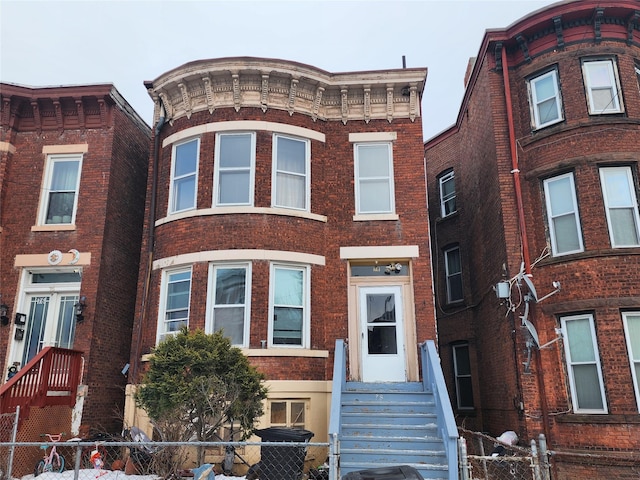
52;454;65;473
34;460;46;476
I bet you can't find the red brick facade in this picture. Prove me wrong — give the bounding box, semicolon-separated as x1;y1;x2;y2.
426;1;640;477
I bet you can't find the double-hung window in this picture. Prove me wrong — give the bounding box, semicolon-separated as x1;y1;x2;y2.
169;138;199;213
444;246;463;303
40;154;82;225
561;313;607;413
214;133;255;206
273;134;309;210
622;312;640;412
528;69;563;129
599;167;640;247
452;343;474;410
354;143;395;215
208;264;251;347
582;58;623;114
543;173;584;256
439;170;456;217
158;268;191;343
269;264;309;347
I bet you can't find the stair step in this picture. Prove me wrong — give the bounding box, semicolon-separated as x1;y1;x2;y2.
340;447;446;463
340;435;444;451
342;412;437;423
339;461;448;480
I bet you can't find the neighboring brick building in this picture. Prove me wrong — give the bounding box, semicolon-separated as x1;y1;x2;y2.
0;83;150;434
126;57;433;442
425;1;640;477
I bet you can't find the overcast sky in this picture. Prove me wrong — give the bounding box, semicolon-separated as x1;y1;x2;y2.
1;0;558;139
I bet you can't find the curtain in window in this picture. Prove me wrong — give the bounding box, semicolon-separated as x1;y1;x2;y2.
358;144;391;213
275;137;306;209
47;160;79;223
219;135;251;205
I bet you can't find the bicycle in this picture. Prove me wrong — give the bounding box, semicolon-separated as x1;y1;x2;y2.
34;433;65;475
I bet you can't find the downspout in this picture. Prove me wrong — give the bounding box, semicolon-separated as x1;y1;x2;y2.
132;94;165;381
500;46;552;444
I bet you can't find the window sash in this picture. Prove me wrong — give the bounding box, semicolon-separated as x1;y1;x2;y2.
599;167;640;248
453;344;474;410
269;400;307;428
561;314;607;413
583;59;622;114
543;173;584;256
355;143;395;214
530;69;563;128
622;312;640;412
270;265;308;347
439;171;456;217
215;133;255;206
444;247;463;303
170;139;199;213
41;155;82;225
159;269;191;342
210;265;250;347
273;135;309;210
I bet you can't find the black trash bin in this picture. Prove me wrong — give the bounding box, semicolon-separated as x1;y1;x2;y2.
255;427;314;480
342;465;424;480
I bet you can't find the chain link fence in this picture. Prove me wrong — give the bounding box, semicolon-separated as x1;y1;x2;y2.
0;410;19;480
458;428;551;480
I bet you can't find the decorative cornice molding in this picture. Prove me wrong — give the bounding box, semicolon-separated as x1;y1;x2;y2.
147;57;427;126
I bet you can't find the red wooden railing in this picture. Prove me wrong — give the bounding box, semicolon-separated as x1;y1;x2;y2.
0;347;83;424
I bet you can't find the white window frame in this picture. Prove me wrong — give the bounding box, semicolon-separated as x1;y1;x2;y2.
599;166;640;248
543;172;584;256
38;154;83;225
439;170;456;217
528;69;563;129
561;313;608;414
268;263;310;348
157;267;192;344
354;142;396;215
452;343;474;410
272;134;310;211
214;132;256;207
582;58;623;114
622;312;640;412
444;246;463;303
169;137;199;214
205;263;251;347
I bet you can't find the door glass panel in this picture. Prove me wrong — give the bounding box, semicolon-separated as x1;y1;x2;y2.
55;295;78;349
22;296;49;365
365;293;398;354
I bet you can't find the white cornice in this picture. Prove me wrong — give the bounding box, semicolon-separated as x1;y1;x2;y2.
147;57;427;126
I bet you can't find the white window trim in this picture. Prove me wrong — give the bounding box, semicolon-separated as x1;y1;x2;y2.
205;263;252;347
38;153;83;226
599;166;640;248
157;267;192;344
543;172;584;256
213;132;256;207
452;343;474;410
354;142;396;215
268;263;310;349
529;69;563;129
439;170;456;217
622;312;640;412
169;137;200;214
561;313;608;414
582;58;623;114
271;134;310;211
444;246;463;303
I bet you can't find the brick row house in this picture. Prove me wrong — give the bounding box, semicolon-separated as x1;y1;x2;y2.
425;1;640;478
0;83;150;442
124;57;434;446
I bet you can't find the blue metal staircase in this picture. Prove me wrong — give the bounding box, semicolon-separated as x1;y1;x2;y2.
328;340;458;480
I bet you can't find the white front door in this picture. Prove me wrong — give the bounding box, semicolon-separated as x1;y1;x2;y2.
359;285;406;382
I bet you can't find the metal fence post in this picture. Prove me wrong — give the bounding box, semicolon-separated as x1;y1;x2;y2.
458;437;470;480
531;439;542;480
538;434;550;480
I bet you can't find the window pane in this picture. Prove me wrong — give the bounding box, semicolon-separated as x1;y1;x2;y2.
173;176;196;211
610;209;639;246
51;161;79;190
592;88;615;112
274;269;303;306
213;307;245;345
534;74;555;100
566;318;596;363
626;315;640;357
358;145;390;177
215;268;246;304
553;215;581;253
219;171;250;204
220;135;251;168
538;97;559;124
454;346;471;375
55;295;77;349
46;192;76;223
275;172;305;209
456;377;474;409
586;62;612;87
273;307;303;344
603;170;633;207
359;180;391;213
270;402;286;424
573;364;604;410
291;402;305;425
547;177;574;215
175;141;198;176
277;137;306;174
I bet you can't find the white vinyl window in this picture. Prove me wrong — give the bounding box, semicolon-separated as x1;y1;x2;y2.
207;264;251;347
444;246;463;303
158;268;191;343
439;170;456;217
39;154;82;225
529;69;563;129
582;59;623;114
354;143;395;215
561;314;607;414
272;134;310;210
599;167;640;248
453;343;474;410
214;133;255;206
269;264;309;348
622;312;640;412
543;173;584;256
169;138;199;213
